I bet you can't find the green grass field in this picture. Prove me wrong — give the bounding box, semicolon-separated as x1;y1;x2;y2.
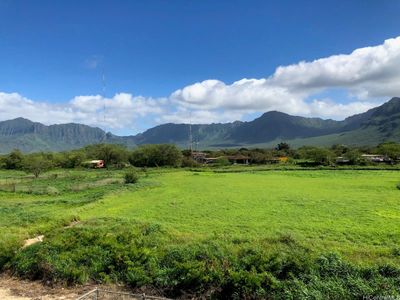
81;170;400;263
1;168;400;298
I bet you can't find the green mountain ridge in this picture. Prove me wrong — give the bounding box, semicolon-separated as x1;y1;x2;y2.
0;97;399;153
0;118;136;153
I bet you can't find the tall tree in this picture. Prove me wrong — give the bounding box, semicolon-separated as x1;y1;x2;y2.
4;149;23;170
22;155;52;178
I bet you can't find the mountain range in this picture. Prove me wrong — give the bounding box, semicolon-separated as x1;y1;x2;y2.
0;97;399;153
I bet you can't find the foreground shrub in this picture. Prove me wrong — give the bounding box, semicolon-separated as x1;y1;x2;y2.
124;170;139;184
9;224;400;298
0;234;21;271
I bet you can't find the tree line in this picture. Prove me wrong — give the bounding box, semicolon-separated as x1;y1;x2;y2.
0;144;183;177
194;142;400;166
0;142;399;176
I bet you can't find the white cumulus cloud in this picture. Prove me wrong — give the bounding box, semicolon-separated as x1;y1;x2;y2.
1;36;400;132
169;36;400;122
0;92;167;132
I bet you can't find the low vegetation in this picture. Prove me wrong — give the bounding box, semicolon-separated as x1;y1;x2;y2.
0;167;399;298
124;169;139;184
1;142;400;172
0;142;399;297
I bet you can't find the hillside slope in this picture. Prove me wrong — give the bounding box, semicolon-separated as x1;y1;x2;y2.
0;118;136;153
135;97;400;147
0;97;399;152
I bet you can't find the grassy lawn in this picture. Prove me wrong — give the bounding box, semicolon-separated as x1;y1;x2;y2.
1;168;400;297
0;169;125;243
80;169;400;264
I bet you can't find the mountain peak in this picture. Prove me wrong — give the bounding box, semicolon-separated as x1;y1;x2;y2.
261;110;289;117
3;117;34;124
0;97;399;153
370;97;400;118
388;97;400;102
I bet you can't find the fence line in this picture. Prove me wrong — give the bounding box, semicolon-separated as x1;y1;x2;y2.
76;288;98;300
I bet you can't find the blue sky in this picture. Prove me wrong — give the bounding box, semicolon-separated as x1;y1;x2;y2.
1;0;400;135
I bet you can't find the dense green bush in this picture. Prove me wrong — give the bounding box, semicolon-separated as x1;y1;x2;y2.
0;234;21;271
124;170;139;184
297;146;335;166
22;154;53;178
377;142;400;161
343;149;364;165
9;223;400;298
3;149;24;169
181;156;201;168
215;157;230;166
129;144;182;167
56;151;86;168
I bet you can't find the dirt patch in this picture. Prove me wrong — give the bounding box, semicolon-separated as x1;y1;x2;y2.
0;275;168;300
0;275;86;299
23;235;44;249
0;288;29;300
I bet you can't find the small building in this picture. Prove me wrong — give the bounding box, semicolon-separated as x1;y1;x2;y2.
191;152;208;163
336;156;350;164
265;158;280;164
361;154;391;163
226;154;250;165
191;152;250;165
204;157;219;164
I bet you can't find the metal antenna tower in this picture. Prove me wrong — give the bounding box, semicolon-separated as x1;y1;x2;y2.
102;71;106;126
189;110;193;153
99;69;108;142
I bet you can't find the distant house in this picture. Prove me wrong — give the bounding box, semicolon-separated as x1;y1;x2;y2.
266;158;280;164
85;160;105;168
204;157;219;164
191;152;208;163
336;156;350;164
191;152;219;164
361;154;391;163
191;152;250;165
226;154;250;165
